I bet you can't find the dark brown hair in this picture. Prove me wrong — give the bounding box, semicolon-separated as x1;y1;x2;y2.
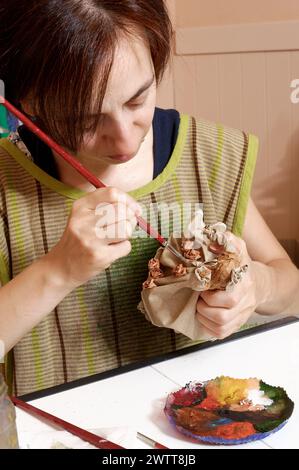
0;0;173;151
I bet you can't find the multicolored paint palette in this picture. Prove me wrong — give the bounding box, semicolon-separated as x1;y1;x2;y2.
165;376;294;445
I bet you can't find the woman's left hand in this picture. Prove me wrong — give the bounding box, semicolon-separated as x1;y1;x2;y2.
196;233;258;339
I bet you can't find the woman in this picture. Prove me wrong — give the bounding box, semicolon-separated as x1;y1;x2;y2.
0;0;298;396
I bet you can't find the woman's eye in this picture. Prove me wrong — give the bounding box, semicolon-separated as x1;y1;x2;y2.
128;100;145;108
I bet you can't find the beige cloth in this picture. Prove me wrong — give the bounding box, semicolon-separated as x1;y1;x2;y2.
138;212;247;340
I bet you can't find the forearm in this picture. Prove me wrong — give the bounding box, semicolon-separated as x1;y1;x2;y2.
0;253;74;354
253;258;299;315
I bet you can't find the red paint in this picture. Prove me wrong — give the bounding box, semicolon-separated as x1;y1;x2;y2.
195;396;220;411
172;387;203;407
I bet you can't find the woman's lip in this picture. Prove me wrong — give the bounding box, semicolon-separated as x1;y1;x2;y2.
108;154;135;162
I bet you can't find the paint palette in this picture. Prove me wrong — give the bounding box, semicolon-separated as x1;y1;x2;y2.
164;376;294;445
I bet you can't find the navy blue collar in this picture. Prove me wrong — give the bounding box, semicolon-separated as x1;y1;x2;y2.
18;107;180;180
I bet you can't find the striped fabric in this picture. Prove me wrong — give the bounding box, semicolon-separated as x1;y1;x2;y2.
0;114;258;396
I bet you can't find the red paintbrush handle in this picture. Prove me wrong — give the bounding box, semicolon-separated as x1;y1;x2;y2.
154;442;169;449
0;97;167;245
135;215;166;245
2;98;104;189
12;396;124;449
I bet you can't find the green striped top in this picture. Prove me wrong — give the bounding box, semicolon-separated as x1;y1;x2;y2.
0;114;258;396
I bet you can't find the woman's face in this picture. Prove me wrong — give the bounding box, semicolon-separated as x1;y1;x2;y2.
78;35;157;165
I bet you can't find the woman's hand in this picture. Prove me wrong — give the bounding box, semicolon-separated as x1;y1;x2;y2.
196;233;259;339
0;187;142;352
46;187;142;289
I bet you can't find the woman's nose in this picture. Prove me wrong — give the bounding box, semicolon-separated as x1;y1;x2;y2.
103;116;133;146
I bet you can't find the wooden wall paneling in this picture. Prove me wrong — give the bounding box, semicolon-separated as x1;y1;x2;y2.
193;55;220;122
173;55;198;116
159;13;299;240
176;22;299;55
240;53;268;208
262;52;293;239
290;51;299;239
217;54;242;129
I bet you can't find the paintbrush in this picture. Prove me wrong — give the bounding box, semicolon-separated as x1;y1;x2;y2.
137;431;169;449
0;96;186;263
12;397;124;449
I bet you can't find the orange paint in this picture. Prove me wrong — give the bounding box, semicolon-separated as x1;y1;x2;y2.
213;421;256;439
195;396;220;411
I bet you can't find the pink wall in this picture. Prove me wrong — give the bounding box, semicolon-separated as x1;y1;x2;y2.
176;0;299;27
157;1;299;242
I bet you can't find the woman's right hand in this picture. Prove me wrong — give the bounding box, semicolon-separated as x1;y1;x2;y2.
46;187;142;289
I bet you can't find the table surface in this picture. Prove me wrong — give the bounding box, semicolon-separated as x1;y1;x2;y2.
15;320;299;449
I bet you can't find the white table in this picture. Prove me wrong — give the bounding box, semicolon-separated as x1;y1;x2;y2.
16;320;299;449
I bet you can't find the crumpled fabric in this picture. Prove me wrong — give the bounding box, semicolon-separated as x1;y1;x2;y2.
138;210;248;340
